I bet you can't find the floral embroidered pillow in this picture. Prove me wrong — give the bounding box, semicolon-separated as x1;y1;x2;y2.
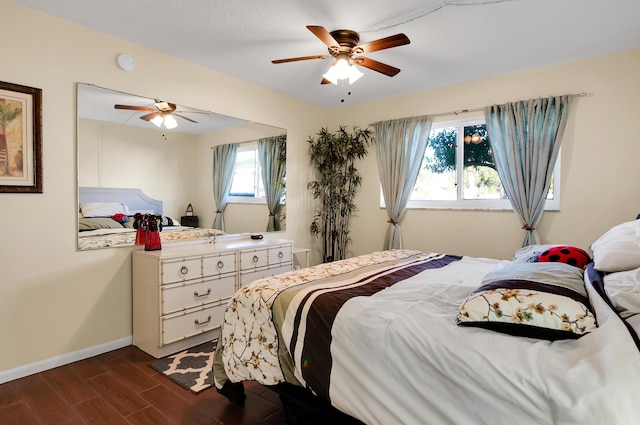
456;262;597;340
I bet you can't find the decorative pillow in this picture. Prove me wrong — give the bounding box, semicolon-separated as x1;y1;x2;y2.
535;246;591;269
80;202;130;218
604;267;640;319
111;213;130;224
78;217;125;231
591;220;640;273
512;244;561;263
457;262;597;340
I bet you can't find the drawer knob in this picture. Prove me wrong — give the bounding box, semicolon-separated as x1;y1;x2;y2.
217;260;224;269
252;255;259;263
278;251;284;259
194;288;212;299
194;315;212;326
180;265;189;275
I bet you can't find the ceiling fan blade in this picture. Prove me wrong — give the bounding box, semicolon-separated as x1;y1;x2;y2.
356;33;410;54
114;104;154;112
354;56;401;77
172;113;198;123
307;25;340;48
321;78;332;85
272;54;331;64
139;112;160;121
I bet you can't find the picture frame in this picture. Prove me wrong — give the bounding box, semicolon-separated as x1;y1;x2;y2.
0;81;42;193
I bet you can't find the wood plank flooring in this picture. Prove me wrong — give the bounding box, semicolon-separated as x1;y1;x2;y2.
0;345;283;425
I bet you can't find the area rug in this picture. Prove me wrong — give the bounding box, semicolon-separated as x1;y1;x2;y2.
149;340;217;394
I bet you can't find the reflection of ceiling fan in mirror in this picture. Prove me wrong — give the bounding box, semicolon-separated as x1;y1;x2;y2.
272;25;410;85
114;100;199;129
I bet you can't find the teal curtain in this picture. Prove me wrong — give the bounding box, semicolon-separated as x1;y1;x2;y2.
211;143;238;231
258;134;286;232
484;96;572;247
373;115;433;249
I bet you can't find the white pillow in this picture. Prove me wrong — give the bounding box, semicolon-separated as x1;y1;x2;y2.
80;202;130;218
591;220;640;272
604;267;640;318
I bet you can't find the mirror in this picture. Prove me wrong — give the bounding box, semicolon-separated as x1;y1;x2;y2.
77;83;286;250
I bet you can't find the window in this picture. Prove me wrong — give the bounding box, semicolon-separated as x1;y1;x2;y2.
402;116;559;210
229;143;265;202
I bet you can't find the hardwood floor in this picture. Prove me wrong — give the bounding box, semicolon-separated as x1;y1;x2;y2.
0;345;284;425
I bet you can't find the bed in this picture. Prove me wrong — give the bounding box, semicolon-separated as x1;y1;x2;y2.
78;187;223;250
213;219;640;424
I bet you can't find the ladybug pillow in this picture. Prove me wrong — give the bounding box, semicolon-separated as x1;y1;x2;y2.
535;245;592;269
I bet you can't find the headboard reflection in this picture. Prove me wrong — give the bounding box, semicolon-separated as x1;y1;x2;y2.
79;187;163;216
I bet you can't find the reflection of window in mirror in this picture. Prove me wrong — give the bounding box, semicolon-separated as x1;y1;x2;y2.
229;143;265;200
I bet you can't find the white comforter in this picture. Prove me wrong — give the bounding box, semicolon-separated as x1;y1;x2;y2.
217;252;640;424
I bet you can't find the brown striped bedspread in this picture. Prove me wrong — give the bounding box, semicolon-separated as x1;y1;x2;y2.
213;250;640;425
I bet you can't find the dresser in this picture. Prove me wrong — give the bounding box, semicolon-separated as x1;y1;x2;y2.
132;237;293;358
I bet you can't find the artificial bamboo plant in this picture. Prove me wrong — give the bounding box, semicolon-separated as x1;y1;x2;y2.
308;125;374;263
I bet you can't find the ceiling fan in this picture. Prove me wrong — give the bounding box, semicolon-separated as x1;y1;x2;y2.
272;25;410;85
114;100;198;129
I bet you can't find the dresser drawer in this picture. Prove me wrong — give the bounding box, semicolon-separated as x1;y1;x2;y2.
161;303;226;346
202;252;236;276
161;258;201;284
269;245;292;265
161;252;236;285
161;275;235;314
240;248;269;270
239;263;292;288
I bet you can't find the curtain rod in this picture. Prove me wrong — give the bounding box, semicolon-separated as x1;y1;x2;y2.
430;92;589;119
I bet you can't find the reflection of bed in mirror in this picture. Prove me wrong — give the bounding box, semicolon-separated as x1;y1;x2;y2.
78;187;223;250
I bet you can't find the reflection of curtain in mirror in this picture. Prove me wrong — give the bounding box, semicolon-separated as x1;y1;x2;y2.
258;134;286;231
212;143;238;230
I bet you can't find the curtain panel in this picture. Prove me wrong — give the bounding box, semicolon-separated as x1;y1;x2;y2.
484;95;572;247
258;135;286;232
373;115;433;249
211;143;238;231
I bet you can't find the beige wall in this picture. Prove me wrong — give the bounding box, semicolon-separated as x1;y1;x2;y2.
331;49;640;260
0;0;322;375
2;0;639;377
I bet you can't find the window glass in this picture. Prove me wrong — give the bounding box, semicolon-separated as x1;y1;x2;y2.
229;144;265;199
461;124;504;200
397;115;560;210
412;127;457;200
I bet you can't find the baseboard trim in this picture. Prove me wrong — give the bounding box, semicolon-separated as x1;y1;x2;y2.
0;336;133;384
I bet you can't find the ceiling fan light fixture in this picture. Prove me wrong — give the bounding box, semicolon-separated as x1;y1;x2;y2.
322;64;340;85
323;53;363;85
334;54;351;77
150;115;164;128
164;115;178;129
347;64;364;84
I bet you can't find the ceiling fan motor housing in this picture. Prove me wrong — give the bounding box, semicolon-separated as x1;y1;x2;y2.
328;29;361;56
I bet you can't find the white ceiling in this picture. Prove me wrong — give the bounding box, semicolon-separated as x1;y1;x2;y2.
14;0;640;109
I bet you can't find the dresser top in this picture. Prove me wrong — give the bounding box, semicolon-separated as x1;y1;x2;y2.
132;236;293;259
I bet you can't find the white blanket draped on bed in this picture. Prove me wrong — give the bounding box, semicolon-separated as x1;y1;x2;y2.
215;251;640;425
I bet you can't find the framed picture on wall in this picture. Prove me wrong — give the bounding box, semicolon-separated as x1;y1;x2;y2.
0;81;42;193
